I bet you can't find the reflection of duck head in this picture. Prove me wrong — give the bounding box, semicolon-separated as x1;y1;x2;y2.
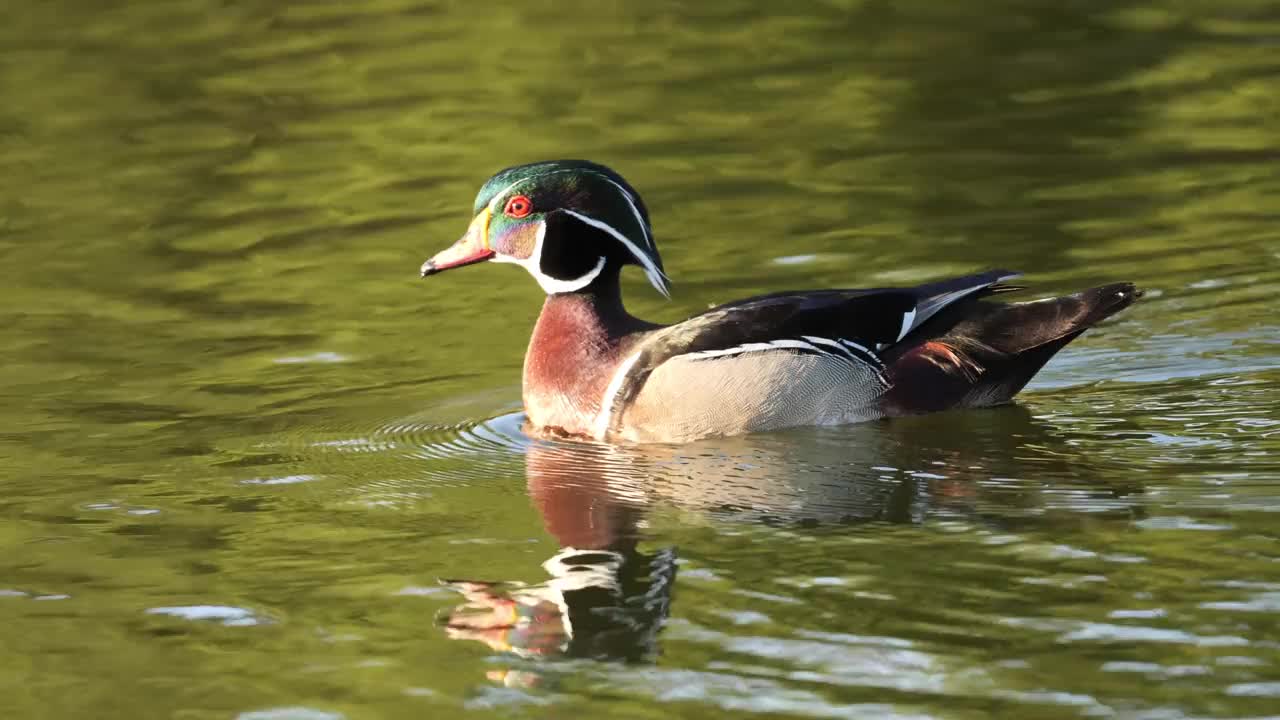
442;405;1143;671
441;441;675;667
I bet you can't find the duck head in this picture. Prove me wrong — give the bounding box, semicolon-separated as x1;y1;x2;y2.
421;160;670;297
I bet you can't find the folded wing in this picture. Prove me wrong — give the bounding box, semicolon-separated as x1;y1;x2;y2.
596;269;1022;442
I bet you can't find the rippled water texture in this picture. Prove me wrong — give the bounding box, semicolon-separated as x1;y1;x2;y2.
2;1;1279;718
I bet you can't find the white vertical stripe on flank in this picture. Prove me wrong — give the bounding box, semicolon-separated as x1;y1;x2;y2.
593;351;642;440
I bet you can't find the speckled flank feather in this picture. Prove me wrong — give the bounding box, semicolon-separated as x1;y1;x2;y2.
591;270;1019;441
617;349;888;444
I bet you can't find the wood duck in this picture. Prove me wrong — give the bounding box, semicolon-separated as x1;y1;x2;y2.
421;160;1140;444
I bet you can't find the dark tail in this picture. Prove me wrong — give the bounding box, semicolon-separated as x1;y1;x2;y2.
882;282;1141;415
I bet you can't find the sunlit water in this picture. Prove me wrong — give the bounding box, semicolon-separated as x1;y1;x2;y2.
2;1;1279;718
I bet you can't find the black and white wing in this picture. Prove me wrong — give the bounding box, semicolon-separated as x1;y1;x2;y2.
595;269;1021;442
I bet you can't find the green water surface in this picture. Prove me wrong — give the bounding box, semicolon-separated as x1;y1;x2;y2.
2;1;1279;718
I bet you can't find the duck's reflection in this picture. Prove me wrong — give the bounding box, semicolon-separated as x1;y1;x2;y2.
441;441;676;685
440;406;1142;679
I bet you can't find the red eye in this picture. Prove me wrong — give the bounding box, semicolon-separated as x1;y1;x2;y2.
504;195;532;218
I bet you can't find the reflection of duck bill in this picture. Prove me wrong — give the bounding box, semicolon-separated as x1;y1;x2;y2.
439;579;571;657
440;544;675;662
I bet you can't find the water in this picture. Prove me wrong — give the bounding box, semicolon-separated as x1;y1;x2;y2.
2;1;1279;718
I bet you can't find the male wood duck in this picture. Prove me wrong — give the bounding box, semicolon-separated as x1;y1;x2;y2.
421;160;1140;444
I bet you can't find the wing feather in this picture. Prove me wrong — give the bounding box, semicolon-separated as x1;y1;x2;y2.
594;269;1022;438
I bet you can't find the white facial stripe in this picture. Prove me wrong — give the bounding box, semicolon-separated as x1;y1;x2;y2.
592;174;652;249
561;209;670;297
593;350;641;440
481;167;666;296
485;169;596;212
491;219;606;294
486;167;655;248
486;178;527;212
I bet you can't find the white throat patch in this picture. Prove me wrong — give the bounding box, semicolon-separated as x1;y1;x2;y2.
492;219;606;294
485;169;670;298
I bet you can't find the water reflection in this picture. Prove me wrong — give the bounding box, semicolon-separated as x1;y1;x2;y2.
441;441;677;687
441;406;1146;681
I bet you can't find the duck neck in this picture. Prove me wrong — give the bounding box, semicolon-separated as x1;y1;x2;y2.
522;267;651;436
